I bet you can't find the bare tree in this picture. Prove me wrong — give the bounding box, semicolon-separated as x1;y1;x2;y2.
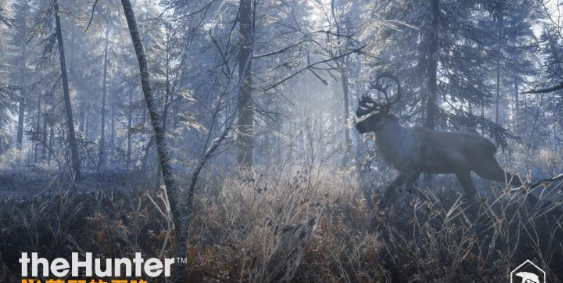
120;0;186;280
54;0;80;179
237;0;254;168
99;26;109;172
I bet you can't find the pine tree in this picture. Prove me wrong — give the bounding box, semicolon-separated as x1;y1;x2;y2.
363;0;539;149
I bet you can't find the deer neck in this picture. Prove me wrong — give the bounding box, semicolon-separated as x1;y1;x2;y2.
373;118;402;141
373;120;409;169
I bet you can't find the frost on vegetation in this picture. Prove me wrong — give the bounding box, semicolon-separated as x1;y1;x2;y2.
0;147;27;171
0;166;562;282
537;147;563;172
185;168;382;282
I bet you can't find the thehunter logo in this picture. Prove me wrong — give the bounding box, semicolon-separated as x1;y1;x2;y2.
510;260;546;283
20;252;175;282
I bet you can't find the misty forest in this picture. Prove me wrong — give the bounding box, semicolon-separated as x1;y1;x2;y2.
1;0;563;282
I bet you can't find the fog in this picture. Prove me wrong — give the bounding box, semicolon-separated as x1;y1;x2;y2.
0;0;562;282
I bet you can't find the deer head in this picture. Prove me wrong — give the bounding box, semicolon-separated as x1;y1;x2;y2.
355;74;402;133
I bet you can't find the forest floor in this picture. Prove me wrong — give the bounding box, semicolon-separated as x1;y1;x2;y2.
0;168;562;282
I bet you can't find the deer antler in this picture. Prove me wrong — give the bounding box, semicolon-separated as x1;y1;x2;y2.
356;96;378;117
356;73;402;117
358;95;376;108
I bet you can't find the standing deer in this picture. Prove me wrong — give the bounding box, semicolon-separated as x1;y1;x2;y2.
355;74;524;208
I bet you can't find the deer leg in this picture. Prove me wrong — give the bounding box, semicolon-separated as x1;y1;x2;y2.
406;171;421;187
380;172;408;209
455;170;477;198
404;171;423;197
380;170;419;209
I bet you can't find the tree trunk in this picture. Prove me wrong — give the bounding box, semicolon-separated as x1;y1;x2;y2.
157;44;172;187
79;103;85;133
341;71;351;159
423;0;440;187
69;23;76;76
34;95;41;162
513;78;519;131
110;95;115;160
495;18;503;124
41;106;47;160
120;0;185;280
495;60;501;124
16;49;27;151
54;0;80;179
237;0;254;169
48;126;54;163
16;2;29;152
99;27;109;172
329;0;352;166
16;89;24;151
425;0;439;131
513;78;519;113
85;104;90;141
127;89;133;170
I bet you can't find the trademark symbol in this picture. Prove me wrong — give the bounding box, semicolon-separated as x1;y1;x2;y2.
176;257;188;264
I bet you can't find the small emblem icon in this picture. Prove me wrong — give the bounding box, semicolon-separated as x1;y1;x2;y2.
510;260;545;283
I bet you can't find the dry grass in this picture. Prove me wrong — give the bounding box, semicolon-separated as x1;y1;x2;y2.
372;182;563;282
185;168;380;282
0;167;562;282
